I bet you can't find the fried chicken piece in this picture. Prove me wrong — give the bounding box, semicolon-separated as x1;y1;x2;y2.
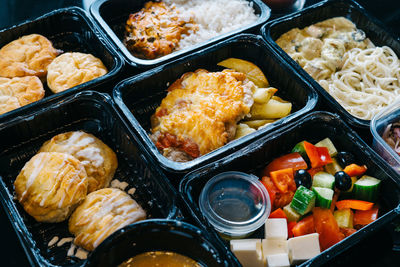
124;1;197;59
151;69;255;162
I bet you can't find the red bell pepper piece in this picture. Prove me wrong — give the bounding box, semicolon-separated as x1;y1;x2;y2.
261;176;277;209
261;176;294;209
313;208;344;251
270;168;296;193
343;164;367;177
304;142;333;168
317;146;333;165
269;208;288;220
353;205;379;226
263;153;308;176
292;215;315;237
288;221;297;238
304;141;320;168
336;200;374;211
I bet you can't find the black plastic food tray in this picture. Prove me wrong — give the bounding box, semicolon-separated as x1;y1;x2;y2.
90;0;271;68
0;7;124;124
113;33;318;174
261;0;400;129
86;219;241;267
0;91;185;266
180;111;400;266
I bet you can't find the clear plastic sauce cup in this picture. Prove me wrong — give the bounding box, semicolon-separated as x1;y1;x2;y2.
199;171;271;239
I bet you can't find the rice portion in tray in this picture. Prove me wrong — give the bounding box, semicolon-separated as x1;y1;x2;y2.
124;0;258;59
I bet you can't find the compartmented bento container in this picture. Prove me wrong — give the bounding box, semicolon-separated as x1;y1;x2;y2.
86;219;240;267
0;91;187;266
261;0;400;129
371;99;400;174
113;34;318;174
180;111;400;266
0;7;123;123
90;0;271;68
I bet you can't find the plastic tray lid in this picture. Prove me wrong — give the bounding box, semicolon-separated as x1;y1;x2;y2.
0;7;124;124
90;0;271;68
180;111;400;266
260;0;400;129
113;33;318;174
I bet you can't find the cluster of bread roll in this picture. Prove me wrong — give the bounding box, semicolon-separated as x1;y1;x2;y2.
14;131;146;252
0;34;107;115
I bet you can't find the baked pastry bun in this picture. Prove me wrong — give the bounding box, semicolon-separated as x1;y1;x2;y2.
38;131;118;193
69;188;146;251
0;76;44;115
46;52;107;93
14;152;88;223
0;34;59;80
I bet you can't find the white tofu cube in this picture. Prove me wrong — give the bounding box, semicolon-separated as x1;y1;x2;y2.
262;239;288;258
266;253;290;267
230;239;264;267
265;218;288;240
288;233;321;264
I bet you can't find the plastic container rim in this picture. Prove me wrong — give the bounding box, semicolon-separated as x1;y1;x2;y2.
112;33;319;173
260;0;400;129
370;98;400;167
179;111;400;266
90;0;271;68
0;90;183;267
199;171;270;237
0;7;124;124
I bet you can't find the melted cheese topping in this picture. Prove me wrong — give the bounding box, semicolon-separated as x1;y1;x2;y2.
152;69;255;157
14;152;88;223
68;188;146;251
39;131;118;193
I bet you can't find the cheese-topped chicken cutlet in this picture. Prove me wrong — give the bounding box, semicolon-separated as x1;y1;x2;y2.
151;69;256;162
124;1;197;59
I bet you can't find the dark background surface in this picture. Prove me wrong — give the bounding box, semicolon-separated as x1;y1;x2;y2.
0;0;400;266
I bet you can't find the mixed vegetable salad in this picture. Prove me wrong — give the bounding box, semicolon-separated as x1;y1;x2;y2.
230;138;381;266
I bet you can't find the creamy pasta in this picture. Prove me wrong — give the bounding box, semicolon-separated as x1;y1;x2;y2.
276;17;400;120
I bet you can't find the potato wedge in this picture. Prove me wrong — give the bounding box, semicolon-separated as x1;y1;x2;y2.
217;58;269;88
250;99;292;119
253;87;278;104
242;119;275;129
234;123;256;139
272;95;290;103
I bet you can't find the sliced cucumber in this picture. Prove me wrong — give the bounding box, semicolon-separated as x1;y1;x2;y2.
324;158;343;175
312;172;335;189
313;187;334;209
353;175;381;202
290;186;316;215
283;204;301;222
291;141;308;160
334;209;353;228
315;138;338;157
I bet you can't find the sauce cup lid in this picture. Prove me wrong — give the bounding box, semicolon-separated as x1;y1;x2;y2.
199;171;271;238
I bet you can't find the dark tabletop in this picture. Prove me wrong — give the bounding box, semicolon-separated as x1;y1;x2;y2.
1;0;400;266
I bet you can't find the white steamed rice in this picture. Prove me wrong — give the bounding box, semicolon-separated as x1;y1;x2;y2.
164;0;259;49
